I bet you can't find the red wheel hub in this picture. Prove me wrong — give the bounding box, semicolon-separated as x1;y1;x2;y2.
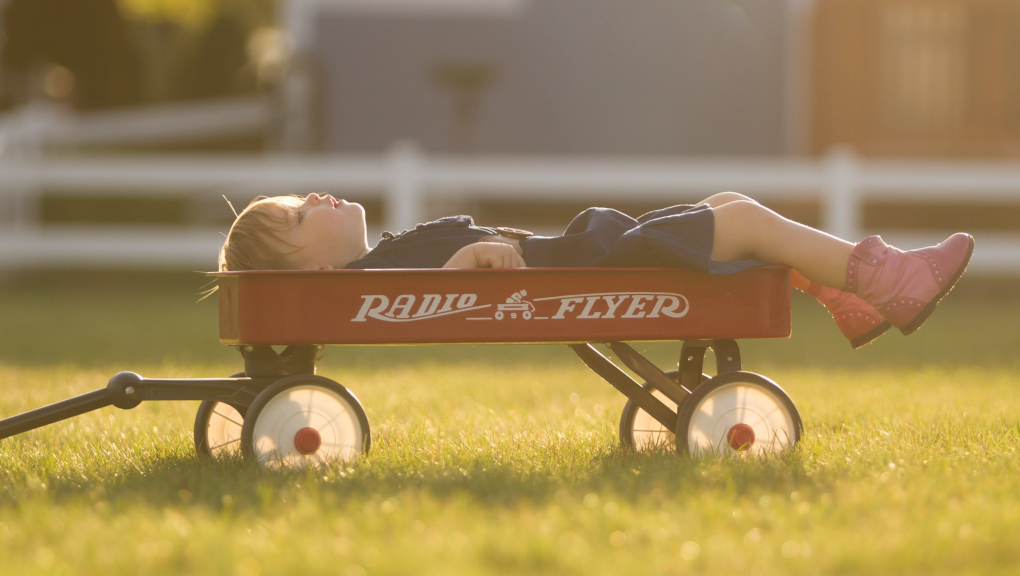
727;423;755;451
293;427;322;454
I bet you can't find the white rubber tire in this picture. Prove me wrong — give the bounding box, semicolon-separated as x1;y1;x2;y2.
619;370;707;451
193;371;247;459
675;372;801;457
622;388;680;451
195;401;244;457
241;376;370;469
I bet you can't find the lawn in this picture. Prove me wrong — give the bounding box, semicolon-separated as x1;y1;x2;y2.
1;271;1018;576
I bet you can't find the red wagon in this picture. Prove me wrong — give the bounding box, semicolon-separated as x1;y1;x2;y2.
0;266;801;468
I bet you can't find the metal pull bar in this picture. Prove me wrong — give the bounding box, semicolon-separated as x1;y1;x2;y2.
0;389;112;440
134;378;264;406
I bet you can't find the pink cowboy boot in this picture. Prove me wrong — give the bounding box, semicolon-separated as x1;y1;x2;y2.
846;233;975;335
805;282;891;349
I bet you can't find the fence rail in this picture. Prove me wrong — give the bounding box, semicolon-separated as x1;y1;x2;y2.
0;143;1018;274
0;98;271;148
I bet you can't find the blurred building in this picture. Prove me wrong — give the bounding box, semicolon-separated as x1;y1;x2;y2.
2;0;1018;273
813;0;1020;157
282;0;797;155
282;0;1020;158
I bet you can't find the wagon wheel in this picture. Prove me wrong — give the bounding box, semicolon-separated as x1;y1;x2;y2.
240;375;371;469
675;372;802;457
618;370;708;451
193;371;247;458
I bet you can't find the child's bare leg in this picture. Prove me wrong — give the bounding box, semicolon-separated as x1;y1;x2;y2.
711;200;854;289
701;193;818;291
708;195;974;343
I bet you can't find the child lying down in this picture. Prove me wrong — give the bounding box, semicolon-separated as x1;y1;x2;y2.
218;191;973;349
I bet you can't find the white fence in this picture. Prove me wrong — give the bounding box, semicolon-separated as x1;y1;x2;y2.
0;142;1018;274
0;98;273;149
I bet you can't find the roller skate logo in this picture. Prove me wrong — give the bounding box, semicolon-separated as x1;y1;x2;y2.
495;290;535;320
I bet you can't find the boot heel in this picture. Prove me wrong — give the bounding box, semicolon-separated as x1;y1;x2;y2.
849;320;892;349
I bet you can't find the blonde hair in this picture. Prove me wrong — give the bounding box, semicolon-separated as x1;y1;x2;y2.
218;195;304;271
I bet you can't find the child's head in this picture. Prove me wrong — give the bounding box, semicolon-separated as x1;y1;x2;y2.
218;194;369;271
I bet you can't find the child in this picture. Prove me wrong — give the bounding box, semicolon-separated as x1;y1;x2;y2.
218;191;974;349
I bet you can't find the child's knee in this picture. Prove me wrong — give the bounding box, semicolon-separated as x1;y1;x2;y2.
716;200;775;232
702;191;759;208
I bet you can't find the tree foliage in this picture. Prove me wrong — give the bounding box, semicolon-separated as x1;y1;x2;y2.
119;0;274;29
1;0;143;109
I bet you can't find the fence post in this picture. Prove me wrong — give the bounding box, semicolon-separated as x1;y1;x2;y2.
385;141;424;233
822;145;861;241
3;103;48;234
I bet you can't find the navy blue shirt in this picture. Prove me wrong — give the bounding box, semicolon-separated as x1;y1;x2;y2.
345;215;497;269
345;205;761;274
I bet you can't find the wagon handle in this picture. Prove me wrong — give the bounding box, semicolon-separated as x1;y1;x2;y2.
0;389;113;440
0;372;269;441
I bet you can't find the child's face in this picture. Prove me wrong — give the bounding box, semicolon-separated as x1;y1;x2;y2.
272;193;369;269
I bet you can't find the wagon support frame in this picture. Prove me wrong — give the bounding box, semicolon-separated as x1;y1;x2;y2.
0;338;737;442
571;339;742;434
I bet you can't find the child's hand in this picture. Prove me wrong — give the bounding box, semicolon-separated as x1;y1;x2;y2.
442;243;527;269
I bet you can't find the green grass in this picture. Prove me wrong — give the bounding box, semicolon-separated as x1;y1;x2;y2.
1;272;1019;575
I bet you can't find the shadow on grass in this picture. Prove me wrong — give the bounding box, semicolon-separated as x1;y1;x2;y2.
6;447;832;513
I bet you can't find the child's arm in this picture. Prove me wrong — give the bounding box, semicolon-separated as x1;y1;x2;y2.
442;243;526;269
